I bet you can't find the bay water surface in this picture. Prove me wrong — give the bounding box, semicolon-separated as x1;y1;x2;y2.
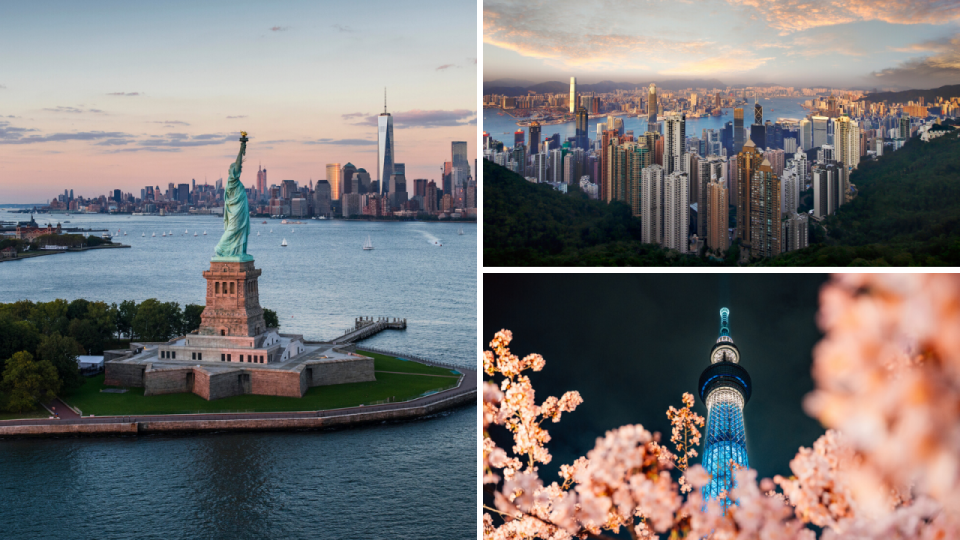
0;211;477;540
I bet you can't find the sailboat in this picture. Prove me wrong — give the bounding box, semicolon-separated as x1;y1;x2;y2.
257;231;260;236
203;231;207;235
142;233;145;237
363;235;374;250
184;229;188;234
152;232;156;237
281;238;288;247
162;232;166;237
458;226;464;235
194;232;198;237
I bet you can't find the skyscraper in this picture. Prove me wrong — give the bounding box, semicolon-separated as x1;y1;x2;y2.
699;308;751;509
641;165;664;244
257;164;267;195
664;113;686;175
575;108;589;149
569;77;577;113
812;116;828;148
663;171;689;253
834;116;860;171
735;139;762;245
753;94;762;125
733;108;745;150
325;164;340;201
706;180;729;252
529;122;541;155
799;118;812;151
750;158;781;258
378;89;395;196
452;141;470;180
648;83;657;124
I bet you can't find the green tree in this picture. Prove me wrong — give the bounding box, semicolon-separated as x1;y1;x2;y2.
29;299;69;335
66;298;91;320
68;318;102;355
36;333;84;392
131;299;182;342
0;314;42;370
182;304;204;334
263;308;280;330
116;300;137;339
2;351;60;413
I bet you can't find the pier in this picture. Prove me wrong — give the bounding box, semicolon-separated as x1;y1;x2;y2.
330;317;407;344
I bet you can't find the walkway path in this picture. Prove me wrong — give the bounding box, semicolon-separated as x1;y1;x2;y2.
42;397;80;420
0;366;475;432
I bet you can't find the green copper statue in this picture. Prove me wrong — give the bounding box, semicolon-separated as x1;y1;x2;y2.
213;132;253;262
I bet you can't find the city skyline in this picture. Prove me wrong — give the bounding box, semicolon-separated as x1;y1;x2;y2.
0;0;477;203
484;0;960;89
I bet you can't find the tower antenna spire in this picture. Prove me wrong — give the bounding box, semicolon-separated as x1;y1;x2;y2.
384;87;387;114
719;307;730;338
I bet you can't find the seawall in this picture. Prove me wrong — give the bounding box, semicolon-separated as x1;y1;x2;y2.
0;374;475;438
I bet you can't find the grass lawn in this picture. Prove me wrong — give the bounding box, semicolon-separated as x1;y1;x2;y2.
0;409;52;421
62;371;459;416
358;349;461;377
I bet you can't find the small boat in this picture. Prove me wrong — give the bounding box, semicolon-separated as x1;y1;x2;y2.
203;231;207;235
161;232;166;237
123;232;127;236
152;232;156;237
142;233;145;237
262;221;267;224
194;232;198;237
281;238;288;247
270;229;273;233
184;229;188;234
363;235;374;250
458;227;464;235
257;231;260;236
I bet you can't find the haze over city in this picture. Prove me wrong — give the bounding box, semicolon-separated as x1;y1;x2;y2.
484;0;960;88
0;0;478;203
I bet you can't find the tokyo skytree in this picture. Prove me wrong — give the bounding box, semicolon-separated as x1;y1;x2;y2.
698;307;751;509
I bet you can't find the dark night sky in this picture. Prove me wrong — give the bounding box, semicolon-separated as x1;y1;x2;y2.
483;274;829;484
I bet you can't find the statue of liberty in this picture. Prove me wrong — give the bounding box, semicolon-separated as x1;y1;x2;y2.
213;132;253;261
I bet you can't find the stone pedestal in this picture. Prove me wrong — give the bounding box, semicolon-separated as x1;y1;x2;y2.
199;260;267;337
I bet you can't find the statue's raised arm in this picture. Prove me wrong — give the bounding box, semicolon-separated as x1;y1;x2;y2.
213;132;253;262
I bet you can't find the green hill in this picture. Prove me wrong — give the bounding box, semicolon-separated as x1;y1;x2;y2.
763;125;960;266
483;160;723;266
863;84;960;105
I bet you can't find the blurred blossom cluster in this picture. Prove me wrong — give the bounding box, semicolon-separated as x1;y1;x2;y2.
483;274;960;539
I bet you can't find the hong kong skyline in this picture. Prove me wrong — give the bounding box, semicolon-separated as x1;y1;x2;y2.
0;0;477;203
484;0;960;89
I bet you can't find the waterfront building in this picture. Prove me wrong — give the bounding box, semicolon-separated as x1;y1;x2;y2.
575;108;589;149
528;122;541;155
378;90;395;196
699;308;751;510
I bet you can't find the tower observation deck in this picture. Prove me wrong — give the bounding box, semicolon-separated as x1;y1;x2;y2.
698;307;751;509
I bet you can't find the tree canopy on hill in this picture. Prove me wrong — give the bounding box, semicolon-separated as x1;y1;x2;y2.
483;160;719;266
761;124;960;266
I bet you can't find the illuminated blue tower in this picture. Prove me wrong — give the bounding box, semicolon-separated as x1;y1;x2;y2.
698;307;751;508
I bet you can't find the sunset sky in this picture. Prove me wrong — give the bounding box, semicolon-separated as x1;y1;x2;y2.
0;0;477;203
484;0;960;89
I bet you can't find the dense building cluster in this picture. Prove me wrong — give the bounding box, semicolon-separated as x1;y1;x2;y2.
484;79;959;261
